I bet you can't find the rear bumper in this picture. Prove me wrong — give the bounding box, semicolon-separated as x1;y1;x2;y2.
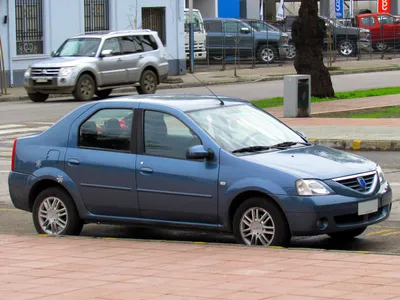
8;171;35;212
284;181;392;236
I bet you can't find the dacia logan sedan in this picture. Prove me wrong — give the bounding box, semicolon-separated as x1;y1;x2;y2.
8;95;392;246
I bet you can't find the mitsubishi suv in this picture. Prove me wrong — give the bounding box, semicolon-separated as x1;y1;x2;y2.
23;29;169;102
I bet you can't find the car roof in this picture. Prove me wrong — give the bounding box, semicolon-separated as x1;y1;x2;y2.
69;29;156;39
203;17;240;22
97;94;248;112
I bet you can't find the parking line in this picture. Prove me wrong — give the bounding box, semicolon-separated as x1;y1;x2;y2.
381;231;400;237
365;229;393;236
0;170;9;173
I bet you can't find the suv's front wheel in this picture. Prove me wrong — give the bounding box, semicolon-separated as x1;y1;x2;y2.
136;70;158;94
73;74;95;101
28;92;49;103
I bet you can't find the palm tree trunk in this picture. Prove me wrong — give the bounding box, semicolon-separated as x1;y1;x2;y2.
291;0;335;98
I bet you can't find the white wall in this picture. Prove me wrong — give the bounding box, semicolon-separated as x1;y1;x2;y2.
193;0;218;18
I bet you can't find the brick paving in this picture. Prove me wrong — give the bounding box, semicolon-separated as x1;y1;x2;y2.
2;234;400;300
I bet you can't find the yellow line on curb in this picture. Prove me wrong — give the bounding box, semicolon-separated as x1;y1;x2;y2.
0;208;18;212
352;140;362;150
366;229;393;236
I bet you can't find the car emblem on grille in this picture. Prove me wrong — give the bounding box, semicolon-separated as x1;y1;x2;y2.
357;177;367;190
42;69;47;74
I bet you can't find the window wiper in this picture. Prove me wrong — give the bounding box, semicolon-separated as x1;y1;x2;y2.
270;141;312;148
232;146;272;154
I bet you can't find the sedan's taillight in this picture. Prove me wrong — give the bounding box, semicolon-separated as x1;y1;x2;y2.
11;139;17;171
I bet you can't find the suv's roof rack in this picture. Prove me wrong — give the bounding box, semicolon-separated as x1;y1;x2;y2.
77;29;153;36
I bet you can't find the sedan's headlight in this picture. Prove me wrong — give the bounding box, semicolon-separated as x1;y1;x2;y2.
59;67;75;77
377;165;385;184
296;179;334;196
24;68;31;77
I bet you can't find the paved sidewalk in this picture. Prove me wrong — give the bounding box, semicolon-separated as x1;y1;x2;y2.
2;234;400;300
1;58;400;102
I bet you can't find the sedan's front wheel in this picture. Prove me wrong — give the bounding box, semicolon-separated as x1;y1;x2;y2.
233;197;291;247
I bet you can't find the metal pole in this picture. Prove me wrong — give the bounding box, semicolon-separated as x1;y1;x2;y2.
189;0;194;73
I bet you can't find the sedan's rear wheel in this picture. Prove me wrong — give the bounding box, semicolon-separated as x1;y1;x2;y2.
233;197;291;246
32;187;83;236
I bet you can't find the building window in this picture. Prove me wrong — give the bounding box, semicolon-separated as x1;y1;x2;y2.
15;0;44;55
84;0;110;32
141;7;166;45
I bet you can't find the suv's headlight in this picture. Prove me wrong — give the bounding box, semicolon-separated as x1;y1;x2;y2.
377;165;385;184
296;179;334;196
59;67;75;77
24;68;31;77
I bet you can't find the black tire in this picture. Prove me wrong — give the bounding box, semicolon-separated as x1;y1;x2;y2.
256;45;276;63
328;227;367;240
73;74;95;101
136;70;158;94
337;39;356;57
32;187;83;236
28;92;49;103
232;197;291;247
95;89;113;99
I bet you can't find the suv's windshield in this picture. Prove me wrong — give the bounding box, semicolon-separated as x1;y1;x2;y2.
188;104;305;153
54;38;101;57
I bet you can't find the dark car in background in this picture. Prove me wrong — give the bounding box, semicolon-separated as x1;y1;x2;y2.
203;17;289;63
272;15;371;57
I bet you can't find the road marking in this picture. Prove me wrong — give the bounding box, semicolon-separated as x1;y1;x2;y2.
0;126;49;136
391;182;400;186
0;171;9;173
381;231;400;237
29;122;54;125
365;229;393;236
0;208;18;211
0;124;25;130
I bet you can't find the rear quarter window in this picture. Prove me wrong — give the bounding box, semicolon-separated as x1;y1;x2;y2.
140;34;159;51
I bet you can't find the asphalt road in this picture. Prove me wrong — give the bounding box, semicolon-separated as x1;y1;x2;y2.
2;70;400;125
1;151;400;253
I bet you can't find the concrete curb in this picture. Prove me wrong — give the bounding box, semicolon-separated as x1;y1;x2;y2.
1;66;400;103
310;138;400;151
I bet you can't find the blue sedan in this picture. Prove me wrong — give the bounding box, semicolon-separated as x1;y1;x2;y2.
8;94;392;246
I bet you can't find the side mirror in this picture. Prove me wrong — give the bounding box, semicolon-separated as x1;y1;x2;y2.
240;27;250;34
101;49;113;57
186;145;213;160
296;130;308;140
50;51;55;57
395;18;400;23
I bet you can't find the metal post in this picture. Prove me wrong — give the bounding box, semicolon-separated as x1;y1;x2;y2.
189;0;194;73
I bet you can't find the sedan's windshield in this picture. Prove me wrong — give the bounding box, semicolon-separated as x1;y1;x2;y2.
188;104;306;154
54;38;101;57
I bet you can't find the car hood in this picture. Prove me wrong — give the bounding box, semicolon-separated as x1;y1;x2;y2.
240;145;377;180
29;57;96;68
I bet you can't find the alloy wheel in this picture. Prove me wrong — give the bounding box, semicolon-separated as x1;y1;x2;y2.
38;196;68;235
240;207;275;246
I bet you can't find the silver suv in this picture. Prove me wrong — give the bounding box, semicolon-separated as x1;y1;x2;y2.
23;29;169;102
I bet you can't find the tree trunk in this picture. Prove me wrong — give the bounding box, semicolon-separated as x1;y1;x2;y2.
291;0;335;98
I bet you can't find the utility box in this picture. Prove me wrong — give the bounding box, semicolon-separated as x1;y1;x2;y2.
283;75;311;118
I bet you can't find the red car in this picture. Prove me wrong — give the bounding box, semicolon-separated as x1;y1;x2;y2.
355;13;400;51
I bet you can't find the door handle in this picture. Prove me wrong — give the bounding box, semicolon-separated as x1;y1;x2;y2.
226;34;233;37
68;159;80;166
139;55;144;59
140;167;153;174
117;58;123;62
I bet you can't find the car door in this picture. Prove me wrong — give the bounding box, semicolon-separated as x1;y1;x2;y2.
97;37;127;86
135;108;219;225
360;16;380;44
118;35;143;84
377;14;396;43
223;21;240;56
204;20;224;58
64;104;139;218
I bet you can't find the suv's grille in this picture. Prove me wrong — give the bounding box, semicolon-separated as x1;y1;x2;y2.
333;171;377;193
31;68;60;77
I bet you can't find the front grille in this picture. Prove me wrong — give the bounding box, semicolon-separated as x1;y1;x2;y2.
333;171;377;193
334;206;384;226
31;67;60;77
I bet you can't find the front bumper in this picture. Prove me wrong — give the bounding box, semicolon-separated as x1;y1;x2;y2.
284;181;392;236
358;40;372;51
24;75;77;94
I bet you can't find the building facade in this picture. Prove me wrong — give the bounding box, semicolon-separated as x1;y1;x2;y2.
1;0;186;87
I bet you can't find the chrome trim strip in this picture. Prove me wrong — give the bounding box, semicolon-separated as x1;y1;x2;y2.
332;171;376;182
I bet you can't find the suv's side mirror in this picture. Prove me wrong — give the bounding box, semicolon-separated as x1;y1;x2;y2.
50;51;55;57
186;145;213;160
101;49;113;57
240;27;250;34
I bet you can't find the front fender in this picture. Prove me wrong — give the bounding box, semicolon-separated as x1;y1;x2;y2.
75;66;101;86
30;167;89;218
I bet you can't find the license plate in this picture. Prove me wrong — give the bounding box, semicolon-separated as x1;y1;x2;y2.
35;78;49;83
358;199;378;216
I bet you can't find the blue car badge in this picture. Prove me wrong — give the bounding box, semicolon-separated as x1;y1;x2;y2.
357;177;367;190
